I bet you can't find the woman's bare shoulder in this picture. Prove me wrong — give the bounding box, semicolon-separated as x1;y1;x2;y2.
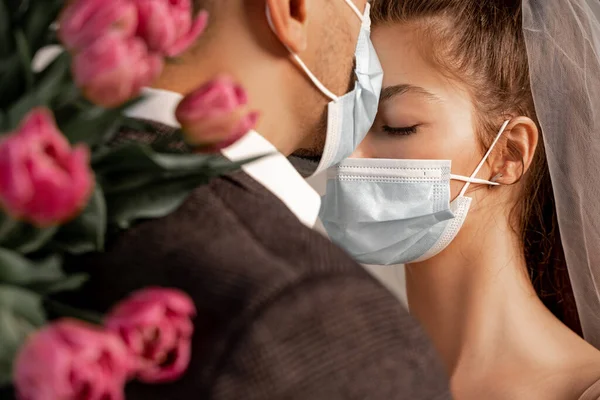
579;376;600;400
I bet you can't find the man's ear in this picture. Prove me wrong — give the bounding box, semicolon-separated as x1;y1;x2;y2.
266;0;309;53
489;117;539;185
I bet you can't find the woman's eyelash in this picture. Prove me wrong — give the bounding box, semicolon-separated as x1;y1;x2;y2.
382;125;419;136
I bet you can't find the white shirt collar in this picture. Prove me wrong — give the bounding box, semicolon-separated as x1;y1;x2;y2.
125;88;321;228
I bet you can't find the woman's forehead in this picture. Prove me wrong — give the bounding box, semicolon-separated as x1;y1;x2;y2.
371;24;472;109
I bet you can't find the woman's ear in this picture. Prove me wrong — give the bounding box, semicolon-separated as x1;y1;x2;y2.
266;0;309;53
490;117;539;185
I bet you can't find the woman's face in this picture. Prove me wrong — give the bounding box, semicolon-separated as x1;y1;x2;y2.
356;23;490;198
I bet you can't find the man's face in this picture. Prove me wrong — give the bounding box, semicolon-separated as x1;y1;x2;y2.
293;0;368;160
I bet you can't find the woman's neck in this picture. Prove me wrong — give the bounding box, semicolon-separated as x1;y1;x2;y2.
405;212;600;397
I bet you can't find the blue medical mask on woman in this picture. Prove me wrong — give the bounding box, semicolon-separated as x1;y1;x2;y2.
267;1;383;175
319;121;510;265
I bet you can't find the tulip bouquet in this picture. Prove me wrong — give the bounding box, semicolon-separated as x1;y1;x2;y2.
0;0;260;399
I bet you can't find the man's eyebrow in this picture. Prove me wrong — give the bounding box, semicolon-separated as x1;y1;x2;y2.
380;84;442;102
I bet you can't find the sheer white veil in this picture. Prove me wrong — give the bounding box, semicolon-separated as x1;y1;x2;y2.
523;0;600;347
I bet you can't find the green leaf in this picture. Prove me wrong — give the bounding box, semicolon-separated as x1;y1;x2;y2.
14;30;33;91
53;187;107;254
0;285;45;329
93;144;224;176
106;175;210;229
14;225;59;254
0;214;19;244
99;170;169;194
52;83;80;110
0;57;25;110
94;139;266;228
60;97;146;148
33;51;72;104
24;0;64;52
98;144;266;228
204;154;269;174
0;285;46;386
95;145;264;193
0;249;63;287
0;222;59;255
9;0;30;20
0;53;16;72
41;273;88;295
0;110;6;132
0;0;11;57
0;248;86;304
5;51;71;129
61;109;124;147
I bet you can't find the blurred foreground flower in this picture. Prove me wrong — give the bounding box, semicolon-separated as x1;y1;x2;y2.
134;0;209;57
0;108;94;227
58;0;138;51
73;34;163;108
59;0;209;107
14;320;133;400
176;75;259;151
105;288;196;383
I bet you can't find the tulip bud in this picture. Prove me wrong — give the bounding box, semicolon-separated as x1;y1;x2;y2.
176;76;259;151
59;0;138;51
72;34;163;108
14;320;133;400
0;108;94;227
105;288;196;383
133;0;209;57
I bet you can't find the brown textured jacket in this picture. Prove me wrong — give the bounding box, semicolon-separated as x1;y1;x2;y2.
62;124;451;400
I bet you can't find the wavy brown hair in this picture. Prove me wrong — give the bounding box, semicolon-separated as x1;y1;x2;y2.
371;0;582;334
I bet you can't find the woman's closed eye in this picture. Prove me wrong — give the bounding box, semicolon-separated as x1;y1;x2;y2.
382;124;419;137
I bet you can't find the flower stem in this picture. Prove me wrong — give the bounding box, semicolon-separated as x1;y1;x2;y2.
0;214;19;241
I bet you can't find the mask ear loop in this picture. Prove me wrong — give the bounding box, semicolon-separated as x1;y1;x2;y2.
451;175;502;186
459;120;511;197
265;0;364;102
343;0;365;20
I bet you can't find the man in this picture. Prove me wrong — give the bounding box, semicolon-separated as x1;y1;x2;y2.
66;0;451;398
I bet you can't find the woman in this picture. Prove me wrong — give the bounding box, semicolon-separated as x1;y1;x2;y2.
320;0;600;398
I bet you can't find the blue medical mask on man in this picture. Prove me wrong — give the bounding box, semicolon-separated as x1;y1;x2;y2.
267;1;383;176
319;121;510;265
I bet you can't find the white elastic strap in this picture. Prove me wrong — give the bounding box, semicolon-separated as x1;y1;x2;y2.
290;54;339;101
265;6;339;101
265;0;364;103
459;120;511;197
451;175;500;186
343;0;365;20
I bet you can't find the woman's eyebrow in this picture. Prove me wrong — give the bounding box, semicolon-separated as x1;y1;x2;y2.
380;84;442;103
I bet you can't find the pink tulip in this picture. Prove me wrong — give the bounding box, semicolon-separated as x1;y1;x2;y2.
133;0;209;57
105;288;196;383
72;33;163;108
0;108;93;227
176;76;260;150
59;0;138;51
196;112;260;152
14;320;133;400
